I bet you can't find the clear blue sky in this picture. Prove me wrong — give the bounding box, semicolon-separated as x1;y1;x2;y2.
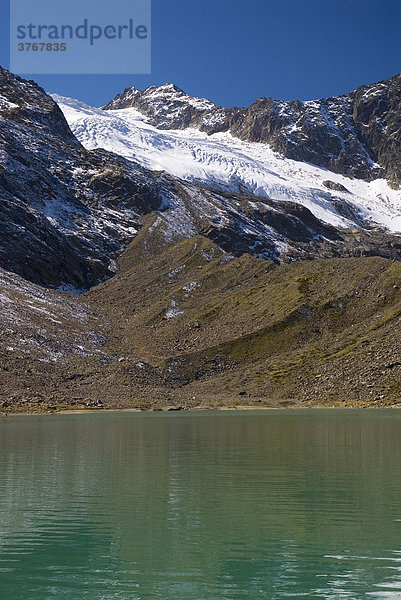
1;0;401;107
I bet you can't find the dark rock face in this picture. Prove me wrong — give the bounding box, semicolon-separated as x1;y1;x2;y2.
352;76;401;187
0;68;163;289
198;191;401;264
104;73;401;187
226;94;382;182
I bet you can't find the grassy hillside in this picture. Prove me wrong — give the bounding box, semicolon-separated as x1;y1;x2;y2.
2;223;401;411
88;226;401;409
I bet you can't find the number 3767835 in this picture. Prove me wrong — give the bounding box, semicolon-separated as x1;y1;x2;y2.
18;43;67;51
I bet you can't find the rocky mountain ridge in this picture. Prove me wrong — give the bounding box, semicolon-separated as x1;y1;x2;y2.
104;74;401;187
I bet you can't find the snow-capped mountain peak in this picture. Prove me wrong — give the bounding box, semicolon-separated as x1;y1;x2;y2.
104;82;216;110
103;82;224;131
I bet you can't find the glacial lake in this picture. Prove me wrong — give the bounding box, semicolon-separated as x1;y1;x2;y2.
1;409;401;599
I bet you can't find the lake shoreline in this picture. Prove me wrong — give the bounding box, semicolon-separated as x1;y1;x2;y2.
1;401;399;417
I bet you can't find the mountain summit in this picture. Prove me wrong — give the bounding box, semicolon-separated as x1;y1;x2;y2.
103;82;220;130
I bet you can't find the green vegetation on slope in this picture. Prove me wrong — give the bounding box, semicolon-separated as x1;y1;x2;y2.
87;230;401;408
2;226;401;411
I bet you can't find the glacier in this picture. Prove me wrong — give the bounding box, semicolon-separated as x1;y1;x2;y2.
54;94;401;233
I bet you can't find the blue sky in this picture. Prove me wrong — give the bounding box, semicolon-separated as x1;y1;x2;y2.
1;0;401;107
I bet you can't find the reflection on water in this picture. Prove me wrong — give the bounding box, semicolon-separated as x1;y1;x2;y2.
0;409;401;598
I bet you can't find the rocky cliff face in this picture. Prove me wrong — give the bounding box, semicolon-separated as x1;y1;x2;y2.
104;74;401;187
0;68;163;289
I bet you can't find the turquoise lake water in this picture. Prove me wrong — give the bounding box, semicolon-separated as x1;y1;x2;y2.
1;409;401;599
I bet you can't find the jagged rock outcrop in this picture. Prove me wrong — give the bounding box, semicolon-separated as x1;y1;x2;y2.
103;83;230;133
197;191;401;263
104;74;401;187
